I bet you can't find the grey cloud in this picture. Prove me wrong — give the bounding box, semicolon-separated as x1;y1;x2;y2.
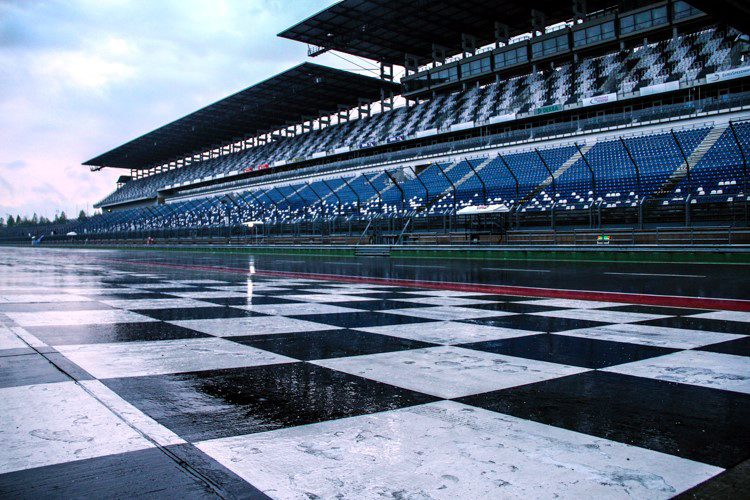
0;0;347;218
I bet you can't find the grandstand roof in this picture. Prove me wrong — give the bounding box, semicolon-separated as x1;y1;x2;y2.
84;63;399;170
688;0;750;35
278;0;616;66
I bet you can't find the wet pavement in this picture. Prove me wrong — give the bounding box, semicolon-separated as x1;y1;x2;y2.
0;247;749;498
110;249;750;300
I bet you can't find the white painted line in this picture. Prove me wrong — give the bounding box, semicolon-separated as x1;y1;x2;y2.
393;265;446;269
81;380;186;447
10;327;47;348
483;268;551;273
604;272;705;278
274;260;305;264
324;262;363;265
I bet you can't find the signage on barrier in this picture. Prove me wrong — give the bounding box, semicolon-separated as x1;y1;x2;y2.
580;93;618;107
706;66;750;83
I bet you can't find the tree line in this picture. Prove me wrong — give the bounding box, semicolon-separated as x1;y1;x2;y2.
0;210;88;228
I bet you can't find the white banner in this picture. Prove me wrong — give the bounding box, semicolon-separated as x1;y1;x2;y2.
639;81;680;96
580;93;618;107
450;121;475;132
488;113;516;124
706;66;750;83
456;204;510;215
416;127;438;138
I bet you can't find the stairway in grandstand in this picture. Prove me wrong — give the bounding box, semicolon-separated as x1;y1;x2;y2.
362;171;392;206
436;157;494;201
519;143;595;206
653;123;729;199
421;160;463;208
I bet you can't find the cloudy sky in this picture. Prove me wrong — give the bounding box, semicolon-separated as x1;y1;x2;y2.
0;0;382;220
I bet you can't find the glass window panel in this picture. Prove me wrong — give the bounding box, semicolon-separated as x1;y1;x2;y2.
635;11;650;30
652;6;667;24
620;14;634;34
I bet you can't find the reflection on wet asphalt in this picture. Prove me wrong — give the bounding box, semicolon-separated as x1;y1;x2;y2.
0;247;748;498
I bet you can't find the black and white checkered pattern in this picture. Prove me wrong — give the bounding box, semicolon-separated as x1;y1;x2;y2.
1;254;749;498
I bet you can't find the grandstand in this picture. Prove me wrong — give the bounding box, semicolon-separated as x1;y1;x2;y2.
4;2;750;498
6;0;750;244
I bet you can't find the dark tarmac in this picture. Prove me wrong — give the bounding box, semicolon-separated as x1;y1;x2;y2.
0;247;748;499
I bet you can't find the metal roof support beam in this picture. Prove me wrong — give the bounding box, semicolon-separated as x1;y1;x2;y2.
461;34;477;57
319;113;330;128
494;22;509;47
302;116;315;132
381;88;395;111
358;99;371;119
572;0;587;21
337;105;350;123
531;9;546;37
380;62;394;82
404;53;420;76
432;44;448;66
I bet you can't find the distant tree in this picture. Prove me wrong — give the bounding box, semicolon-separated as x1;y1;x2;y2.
0;217;5;228
6;215;14;228
39;216;50;224
31;213;39;225
58;211;67;223
20;215;29;225
78;210;87;222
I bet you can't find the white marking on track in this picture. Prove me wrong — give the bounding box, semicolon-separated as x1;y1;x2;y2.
483;268;551;273
393;265;446;269
604;272;705;278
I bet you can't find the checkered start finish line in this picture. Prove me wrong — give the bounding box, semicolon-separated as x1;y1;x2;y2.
1;251;749;499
